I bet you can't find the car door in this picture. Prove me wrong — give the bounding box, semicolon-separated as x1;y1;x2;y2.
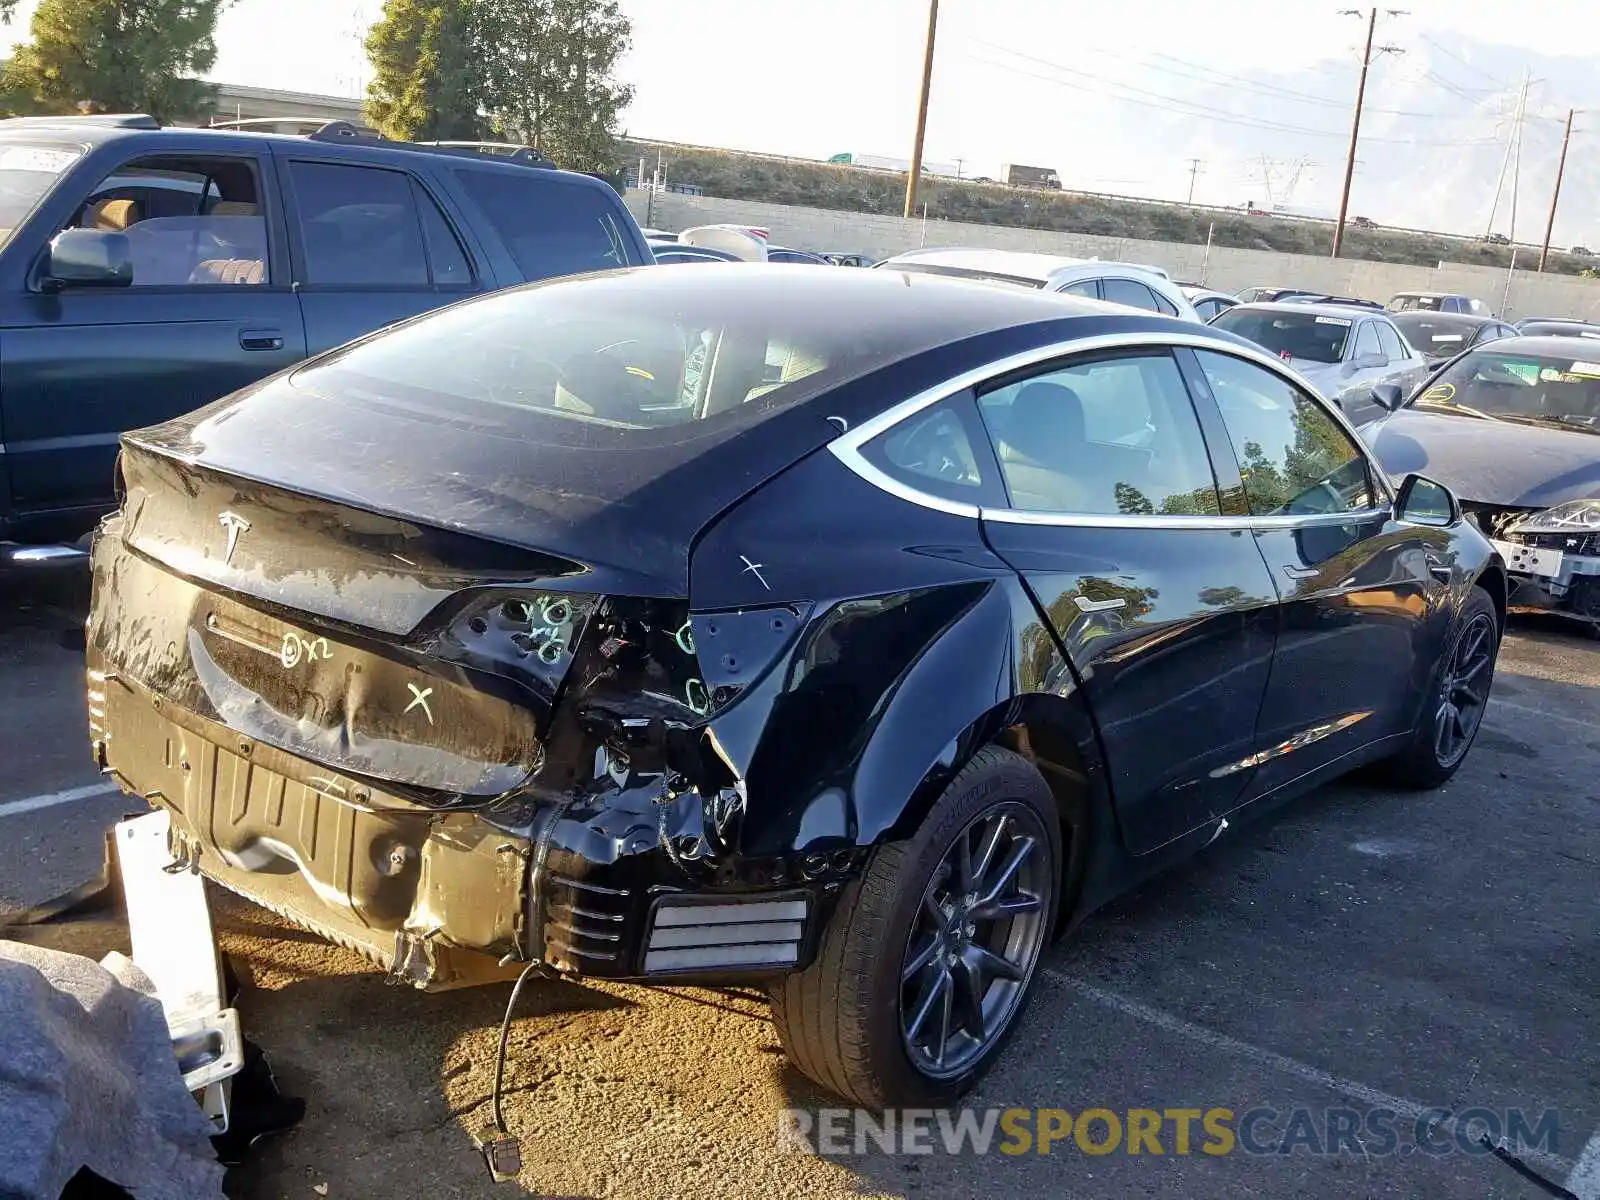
1;145;305;529
279;156;487;356
1188;347;1452;798
972;345;1280;854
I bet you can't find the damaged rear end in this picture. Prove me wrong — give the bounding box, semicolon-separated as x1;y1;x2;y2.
87;274;893;989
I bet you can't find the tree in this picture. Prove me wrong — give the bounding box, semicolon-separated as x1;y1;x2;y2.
479;0;633;172
3;0;227;122
365;0;487;141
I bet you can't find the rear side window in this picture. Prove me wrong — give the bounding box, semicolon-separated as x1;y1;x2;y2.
290;161;428;286
975;352;1221;516
454;168;636;281
858;395;996;505
1061;279;1099;299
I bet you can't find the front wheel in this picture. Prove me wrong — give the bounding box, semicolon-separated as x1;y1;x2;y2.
769;746;1060;1108
1384;586;1499;788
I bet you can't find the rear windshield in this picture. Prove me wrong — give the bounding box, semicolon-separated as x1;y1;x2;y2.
1416;349;1600;434
1390;313;1482;353
1209;308;1350;364
0;140;86;250
290;269;985;445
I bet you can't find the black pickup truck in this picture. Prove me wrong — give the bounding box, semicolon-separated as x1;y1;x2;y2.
0;114;651;562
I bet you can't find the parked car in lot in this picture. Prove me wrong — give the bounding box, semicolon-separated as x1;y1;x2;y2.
878;247;1202;320
1210;302;1430;422
1390;312;1519;364
1513;317;1600;340
649;239;743;265
763;246;830;264
1388;291;1492;317
1235;285;1301;303
1362;336;1600;625
1178;283;1239;321
0;113;649;563
88;265;1503;1107
1275;292;1385;312
822;252;877;267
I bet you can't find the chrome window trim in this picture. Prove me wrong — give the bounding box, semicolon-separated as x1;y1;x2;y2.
829;329;1395;526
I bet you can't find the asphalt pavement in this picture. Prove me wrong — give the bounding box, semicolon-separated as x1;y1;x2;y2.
2;569;1596;1200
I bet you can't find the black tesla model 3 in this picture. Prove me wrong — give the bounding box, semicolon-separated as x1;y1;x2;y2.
87;265;1505;1107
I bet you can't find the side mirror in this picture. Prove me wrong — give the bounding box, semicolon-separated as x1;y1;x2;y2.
42;228;133;291
1395;473;1459;527
1351;351;1387;371
1370;382;1405;411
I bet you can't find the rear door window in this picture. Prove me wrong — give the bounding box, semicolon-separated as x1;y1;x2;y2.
289;161;429;287
453;168;637;281
975;351;1222;516
1061;279;1100;299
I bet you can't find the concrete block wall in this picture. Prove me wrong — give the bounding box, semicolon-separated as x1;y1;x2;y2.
628;191;1600;322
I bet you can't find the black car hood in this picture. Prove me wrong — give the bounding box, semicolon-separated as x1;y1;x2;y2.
1366;407;1600;508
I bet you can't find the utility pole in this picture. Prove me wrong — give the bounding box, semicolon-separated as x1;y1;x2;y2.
1332;8;1405;259
1185;158;1205;205
904;0;940;219
1538;107;1575;272
1506;72;1530;246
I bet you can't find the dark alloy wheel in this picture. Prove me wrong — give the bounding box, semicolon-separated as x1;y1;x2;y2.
899;804;1050;1079
768;746;1061;1107
1433;609;1495;767
1385;586;1500;788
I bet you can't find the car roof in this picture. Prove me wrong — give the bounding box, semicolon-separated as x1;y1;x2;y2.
1477;334;1600;355
0;116;611;192
1391;291;1462;299
883;246;1096;281
1228;301;1390;322
1390;311;1497;325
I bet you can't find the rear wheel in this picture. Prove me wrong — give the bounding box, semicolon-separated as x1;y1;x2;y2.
768;746;1060;1107
1384;587;1499;788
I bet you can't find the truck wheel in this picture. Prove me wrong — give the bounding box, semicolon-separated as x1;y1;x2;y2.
769;746;1060;1108
1383;587;1499;789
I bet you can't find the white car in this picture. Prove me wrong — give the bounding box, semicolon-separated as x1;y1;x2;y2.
877;247;1202;321
1210;301;1431;424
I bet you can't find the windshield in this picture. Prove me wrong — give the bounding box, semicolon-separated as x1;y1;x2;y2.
290;268;1025;446
0;141;86;249
1390;313;1482;356
1210;308;1350;364
1414;349;1600;434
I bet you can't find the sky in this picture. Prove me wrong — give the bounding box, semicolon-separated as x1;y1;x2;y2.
2;0;1598;243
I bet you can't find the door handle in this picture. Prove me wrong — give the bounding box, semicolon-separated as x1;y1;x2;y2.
1282;564;1319;580
1423;552;1452;582
1073;595;1126;613
239;329;284;352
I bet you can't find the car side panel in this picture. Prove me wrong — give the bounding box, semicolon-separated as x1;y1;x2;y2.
689;451;1117;861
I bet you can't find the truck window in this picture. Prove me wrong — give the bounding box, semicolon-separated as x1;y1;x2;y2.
64;155;267;286
452;168;636;282
290;161;430;287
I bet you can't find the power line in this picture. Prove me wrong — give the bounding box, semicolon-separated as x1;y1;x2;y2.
965;52;1501;146
1415;33;1505;88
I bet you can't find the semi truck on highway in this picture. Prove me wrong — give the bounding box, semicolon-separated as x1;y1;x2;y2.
1002;163;1061;189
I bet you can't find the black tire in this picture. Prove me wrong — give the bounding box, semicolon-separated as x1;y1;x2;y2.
769;745;1061;1108
1383;586;1499;789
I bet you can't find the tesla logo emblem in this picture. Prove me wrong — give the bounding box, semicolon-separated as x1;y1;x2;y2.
218;512;250;565
404;684;434;725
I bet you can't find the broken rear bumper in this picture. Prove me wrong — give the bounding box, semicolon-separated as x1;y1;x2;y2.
88;662;850;989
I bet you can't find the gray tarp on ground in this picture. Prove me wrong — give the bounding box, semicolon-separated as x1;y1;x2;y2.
0;941;226;1199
